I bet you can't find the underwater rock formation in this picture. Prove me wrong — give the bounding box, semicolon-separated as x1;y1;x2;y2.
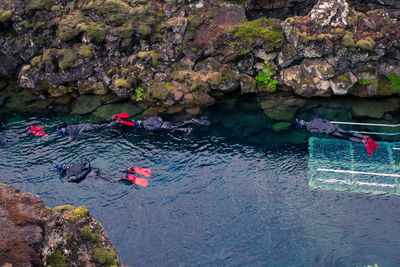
0;184;121;266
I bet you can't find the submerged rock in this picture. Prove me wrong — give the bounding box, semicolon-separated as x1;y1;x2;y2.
0;184;121;266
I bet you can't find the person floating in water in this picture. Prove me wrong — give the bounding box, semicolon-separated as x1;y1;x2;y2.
56;160;150;187
133;116;210;132
57;113;210;139
296;118;378;156
0;125;47;145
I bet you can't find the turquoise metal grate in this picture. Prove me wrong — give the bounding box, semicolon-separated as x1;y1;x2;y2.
308;137;400;195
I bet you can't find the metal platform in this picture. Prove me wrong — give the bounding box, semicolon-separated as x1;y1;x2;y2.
308;137;400;195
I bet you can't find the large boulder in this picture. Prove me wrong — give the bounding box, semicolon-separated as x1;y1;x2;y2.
0;184;121;266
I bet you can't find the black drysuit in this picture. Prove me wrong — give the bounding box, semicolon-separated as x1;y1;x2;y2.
58;120;118;139
298;118;368;143
137;116;210;132
57;160;127;183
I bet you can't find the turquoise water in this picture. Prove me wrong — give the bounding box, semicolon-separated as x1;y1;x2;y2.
1;97;400;266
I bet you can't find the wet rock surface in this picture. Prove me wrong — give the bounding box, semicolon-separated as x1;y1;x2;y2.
0;184;121;266
0;0;398;118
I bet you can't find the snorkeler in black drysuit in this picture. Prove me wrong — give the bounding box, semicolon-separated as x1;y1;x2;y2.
296;118;378;155
57;119;119;139
296;118;368;143
56;160;149;186
57;114;210;139
134;116;210;132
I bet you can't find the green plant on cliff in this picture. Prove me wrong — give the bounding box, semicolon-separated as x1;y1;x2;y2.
255;60;277;91
135;87;144;101
387;73;400;90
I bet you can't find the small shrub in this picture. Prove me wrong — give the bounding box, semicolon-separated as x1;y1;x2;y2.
387;73;400;90
135;87;144;101
255;60;278;91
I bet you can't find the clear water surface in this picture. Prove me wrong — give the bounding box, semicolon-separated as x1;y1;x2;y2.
1;97;400;267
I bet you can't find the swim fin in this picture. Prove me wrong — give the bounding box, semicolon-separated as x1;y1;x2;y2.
133;166;151;177
364;138;378;156
123;174;148;187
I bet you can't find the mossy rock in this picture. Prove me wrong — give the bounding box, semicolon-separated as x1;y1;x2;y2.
81;22;107;44
272;121;291;132
92;103;142;120
71;95;102;115
25;0;52;13
82;0;136;27
0;9;12;24
230;17;284;54
78;45;93;59
58;49;78;70
58;11;88;42
147;81;175;101
78;225;103;244
260;99;297;121
351;99;397;119
46;249;67;267
355;37;375;51
341;31;355;48
138;50;161;66
53;205;75;213
93;247;117;265
114;78;130;89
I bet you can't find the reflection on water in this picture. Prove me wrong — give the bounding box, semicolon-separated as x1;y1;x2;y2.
1;94;400;266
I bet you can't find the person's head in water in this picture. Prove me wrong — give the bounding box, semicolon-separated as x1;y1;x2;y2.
57;128;66;137
296;119;306;128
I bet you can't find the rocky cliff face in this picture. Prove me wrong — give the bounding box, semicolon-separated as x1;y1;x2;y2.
0;184;121;267
0;0;398;117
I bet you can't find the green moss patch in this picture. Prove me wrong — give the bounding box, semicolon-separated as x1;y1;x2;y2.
54;205;90;223
138;50;161;66
231;17;284;53
58;11;88;42
46;249;67;267
0;9;12;24
78;45;93;58
147;81;174;101
355;37;375;51
25;0;52;13
79;225;103;244
58;49;78;70
114;78;130;88
93;247;117;265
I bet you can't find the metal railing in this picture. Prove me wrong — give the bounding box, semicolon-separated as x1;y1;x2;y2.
330;121;400;140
